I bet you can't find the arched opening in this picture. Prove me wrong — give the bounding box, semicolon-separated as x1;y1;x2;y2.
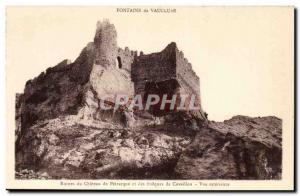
117;56;122;69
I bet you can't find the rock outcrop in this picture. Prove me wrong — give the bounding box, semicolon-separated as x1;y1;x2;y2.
16;114;281;179
175;116;282;179
16;115;193;179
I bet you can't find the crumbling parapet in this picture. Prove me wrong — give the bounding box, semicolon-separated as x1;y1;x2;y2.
117;47;136;71
175;47;201;107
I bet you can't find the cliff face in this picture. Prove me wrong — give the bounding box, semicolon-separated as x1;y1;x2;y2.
15;20;282;180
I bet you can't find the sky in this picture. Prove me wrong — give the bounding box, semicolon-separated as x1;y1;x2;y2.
6;6;294;121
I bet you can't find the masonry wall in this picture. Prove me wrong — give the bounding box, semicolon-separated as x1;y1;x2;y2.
131;42;177;97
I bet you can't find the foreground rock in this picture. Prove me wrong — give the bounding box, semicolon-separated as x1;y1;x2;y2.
16;115;281;179
175;116;282;179
16;115;193;179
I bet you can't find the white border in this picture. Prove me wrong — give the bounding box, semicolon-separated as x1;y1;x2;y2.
1;0;298;195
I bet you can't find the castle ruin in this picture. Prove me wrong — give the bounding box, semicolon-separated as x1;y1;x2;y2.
16;19;206;133
93;19;204;116
14;19;282;181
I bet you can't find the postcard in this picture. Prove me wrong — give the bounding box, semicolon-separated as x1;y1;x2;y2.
6;6;295;191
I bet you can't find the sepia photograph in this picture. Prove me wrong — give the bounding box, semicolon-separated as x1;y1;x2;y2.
5;6;295;191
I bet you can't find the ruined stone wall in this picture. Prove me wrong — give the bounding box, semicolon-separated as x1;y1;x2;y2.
131;42;202;114
131;42;177;96
175;49;201;107
19;51;92;132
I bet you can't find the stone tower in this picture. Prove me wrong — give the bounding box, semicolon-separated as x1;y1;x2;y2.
94;19;118;68
90;19;134;97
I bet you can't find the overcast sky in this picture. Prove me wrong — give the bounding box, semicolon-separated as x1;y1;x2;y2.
6;7;294;121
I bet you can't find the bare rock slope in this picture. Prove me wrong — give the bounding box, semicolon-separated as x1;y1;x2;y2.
16;114;281;179
175;116;282;179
